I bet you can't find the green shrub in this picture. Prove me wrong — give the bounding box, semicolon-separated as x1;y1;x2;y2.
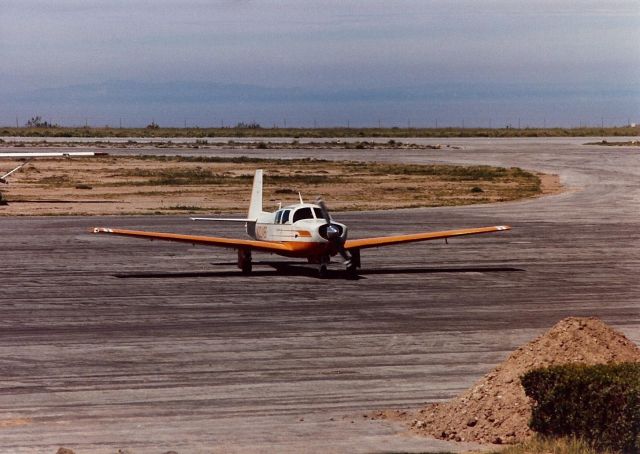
521;362;640;453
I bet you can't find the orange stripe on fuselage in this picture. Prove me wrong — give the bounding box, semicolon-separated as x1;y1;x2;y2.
92;227;333;258
279;241;333;258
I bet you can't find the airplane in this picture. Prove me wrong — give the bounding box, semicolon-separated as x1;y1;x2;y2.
93;169;511;277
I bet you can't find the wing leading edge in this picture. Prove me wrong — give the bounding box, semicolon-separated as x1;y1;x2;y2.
92;224;510;255
344;225;510;250
92;227;293;254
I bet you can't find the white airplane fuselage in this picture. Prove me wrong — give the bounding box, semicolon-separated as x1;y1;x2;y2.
249;203;348;258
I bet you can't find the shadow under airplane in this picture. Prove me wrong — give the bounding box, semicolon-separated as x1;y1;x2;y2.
114;263;524;280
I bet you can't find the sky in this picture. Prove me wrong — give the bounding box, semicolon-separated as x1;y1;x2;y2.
1;0;639;127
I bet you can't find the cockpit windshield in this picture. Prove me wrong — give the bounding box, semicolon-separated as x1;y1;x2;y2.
292;207;314;223
313;207;325;220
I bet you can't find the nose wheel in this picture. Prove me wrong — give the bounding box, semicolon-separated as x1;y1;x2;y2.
317;256;330;278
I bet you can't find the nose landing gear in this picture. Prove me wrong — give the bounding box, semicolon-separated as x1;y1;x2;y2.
318;256;330;278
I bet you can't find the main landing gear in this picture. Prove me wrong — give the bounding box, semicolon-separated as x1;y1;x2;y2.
239;248;362;278
345;249;361;277
237;249;252;274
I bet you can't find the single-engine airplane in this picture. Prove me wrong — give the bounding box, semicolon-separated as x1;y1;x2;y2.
93;169;511;277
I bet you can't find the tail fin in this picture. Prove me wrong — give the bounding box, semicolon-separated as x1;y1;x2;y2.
248;169;263;220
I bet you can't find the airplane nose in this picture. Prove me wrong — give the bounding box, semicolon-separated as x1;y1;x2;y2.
318;222;344;241
326;224;340;239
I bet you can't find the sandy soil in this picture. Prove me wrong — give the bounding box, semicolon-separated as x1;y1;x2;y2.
0;154;559;216
373;317;640;445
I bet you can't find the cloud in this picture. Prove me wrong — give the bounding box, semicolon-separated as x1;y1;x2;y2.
0;1;638;125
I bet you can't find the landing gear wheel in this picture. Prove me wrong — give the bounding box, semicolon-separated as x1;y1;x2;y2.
318;263;328;279
238;249;252;275
241;261;253;275
345;248;361;278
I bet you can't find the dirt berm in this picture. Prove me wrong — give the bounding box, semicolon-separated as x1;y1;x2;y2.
374;317;640;445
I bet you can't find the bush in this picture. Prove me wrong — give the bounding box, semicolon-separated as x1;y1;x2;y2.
521;362;640;453
25;116;56;128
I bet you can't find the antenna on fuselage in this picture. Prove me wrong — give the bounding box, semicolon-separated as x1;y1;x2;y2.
298;192;304;204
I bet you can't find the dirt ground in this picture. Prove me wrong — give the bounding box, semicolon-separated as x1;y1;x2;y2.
0;154;559;216
373;317;640;445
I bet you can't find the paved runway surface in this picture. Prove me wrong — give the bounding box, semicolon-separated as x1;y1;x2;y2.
0;138;638;453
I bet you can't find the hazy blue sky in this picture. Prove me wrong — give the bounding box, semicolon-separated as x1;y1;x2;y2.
1;0;638;127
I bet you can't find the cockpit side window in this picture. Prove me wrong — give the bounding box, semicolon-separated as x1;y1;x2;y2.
313;207;325;220
292;207;313;223
275;210;282;224
281;210;291;224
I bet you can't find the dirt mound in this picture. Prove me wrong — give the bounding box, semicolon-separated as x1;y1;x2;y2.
385;317;640;445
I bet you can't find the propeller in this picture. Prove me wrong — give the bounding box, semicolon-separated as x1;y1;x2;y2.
316;197;351;265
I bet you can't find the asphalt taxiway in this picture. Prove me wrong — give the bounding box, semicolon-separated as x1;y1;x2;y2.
0;138;638;453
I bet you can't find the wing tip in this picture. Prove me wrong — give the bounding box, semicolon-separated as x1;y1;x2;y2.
91;227;113;234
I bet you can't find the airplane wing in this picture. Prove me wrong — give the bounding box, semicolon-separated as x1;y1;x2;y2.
0;161;30;183
344;225;510;250
0;152;98;158
92;227;294;254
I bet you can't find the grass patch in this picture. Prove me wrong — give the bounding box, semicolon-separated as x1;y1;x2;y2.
360;163;534;181
35;175;74;187
132;155;331;165
114;167;341;186
2;154;551;215
2;126;638;138
483;435;617;454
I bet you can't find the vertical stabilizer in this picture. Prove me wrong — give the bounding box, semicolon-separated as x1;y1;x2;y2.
248;169;263;220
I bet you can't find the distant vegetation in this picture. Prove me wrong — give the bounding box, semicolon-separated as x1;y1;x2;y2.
1;125;638;138
24;116;58;128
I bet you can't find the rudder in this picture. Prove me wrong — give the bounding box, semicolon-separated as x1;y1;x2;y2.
248;169;263;220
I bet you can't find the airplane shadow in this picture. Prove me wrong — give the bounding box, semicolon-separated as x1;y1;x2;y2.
359;266;524;276
114;264;523;280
